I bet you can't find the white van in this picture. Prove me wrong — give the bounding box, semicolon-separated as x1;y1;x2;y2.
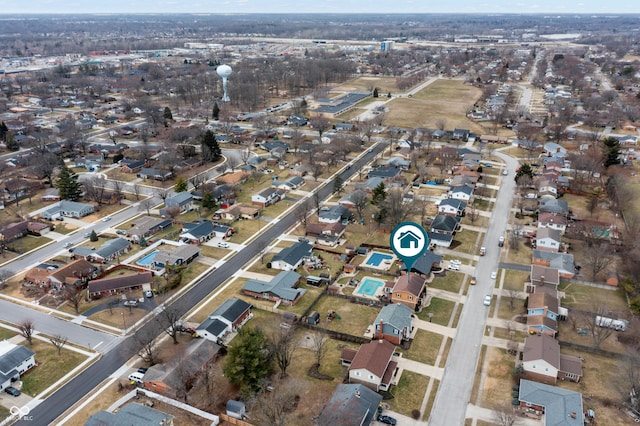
128;372;144;385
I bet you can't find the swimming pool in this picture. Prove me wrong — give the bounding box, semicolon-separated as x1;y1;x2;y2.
136;250;158;266
354;277;385;298
364;251;394;268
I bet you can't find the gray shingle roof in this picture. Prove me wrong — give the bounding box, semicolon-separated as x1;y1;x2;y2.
271;241;313;268
0;345;34;384
242;270;305;302
374;303;413;334
518;379;583;425
85;403;174;426
316;383;382;426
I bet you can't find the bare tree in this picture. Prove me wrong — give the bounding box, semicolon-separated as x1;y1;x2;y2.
503;288;521;310
49;334;68;356
156;188;170;202
467;204;480;225
111;179;125;205
584;307;615;349
384;187;416;229
309;332;329;371
0;269;14;289
163;205;182;221
138;198;154;215
135;330;158;365
248;379;304;426
295;199;312;230
189;174;207;191
309;114;331;139
584;242;612;281
350;189;369;222
133;183;142;200
226;155;239;171
156;306;181;344
493;402;520;426
63;286;85;315
270;325;297;379
83;176;108;206
18;319;35;345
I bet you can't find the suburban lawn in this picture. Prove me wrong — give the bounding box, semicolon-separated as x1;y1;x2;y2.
558;281;628;313
333;76;403;94
389;371;430;417
502;270;529;292
430;271;465;293
403;329;443;365
301;294;379;335
88;306;147;330
495;296;526;321
423;379;440;421
20;339;88;397
452;229;481;255
7;235;52;253
0;325;17;340
51;223;77;234
418;297;456;327
478;347;514;409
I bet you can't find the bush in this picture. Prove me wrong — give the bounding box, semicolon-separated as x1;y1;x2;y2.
412;409;420;419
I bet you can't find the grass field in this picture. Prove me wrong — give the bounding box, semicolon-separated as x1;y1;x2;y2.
389;371;430;417
403;329;444;365
384;79;487;132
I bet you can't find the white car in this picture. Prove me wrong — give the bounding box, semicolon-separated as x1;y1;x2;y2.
503;169;508;176
490;271;497;279
450;259;461;265
217;242;230;248
483;295;492;306
102;216;112;222
447;264;460;271
63;242;72;248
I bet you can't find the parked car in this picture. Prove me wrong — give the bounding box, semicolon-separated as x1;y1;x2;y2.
102;216;112;222
503;169;508;176
144;290;154;298
484;295;492;306
470;276;477;285
447;264;460;271
63;242;72;248
449;259;461;265
377;415;397;425
137;367;148;374
491;271;497;279
4;386;20;396
116;229;126;235
83;232;91;238
217;242;230;248
123;300;138;307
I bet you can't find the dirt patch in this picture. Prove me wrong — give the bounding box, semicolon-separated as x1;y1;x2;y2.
307;363;334;380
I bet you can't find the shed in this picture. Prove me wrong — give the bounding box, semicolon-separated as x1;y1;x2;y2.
307;311;320;325
226;400;246;420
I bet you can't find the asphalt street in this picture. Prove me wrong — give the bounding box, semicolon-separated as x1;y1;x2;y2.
15;143;386;425
428;152;519;426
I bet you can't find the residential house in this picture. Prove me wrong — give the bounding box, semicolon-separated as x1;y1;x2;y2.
226;400;246;421
391;273;427;310
85;403;174;426
357;177;385;193
367;166;402;180
126;217;173;242
290;163;314;177
270;241;313;271
305;222;346;247
399;251;442;276
41;188;60;201
251;187;284;207
143;339;221;399
0;342;36;392
42;200;94;220
138;168;173;181
25;259;97;288
315;384;382;426
120;159;146;174
260;141;290;153
272;176;305;192
538;199;569;216
214;203;259;221
241;270;306;305
430;214;461;235
527;292;560;336
382;157;411;170
529;265;561;291
538;179;558;199
522;334;582;385
438;198;467;217
536;227;562;252
338;190;368;209
517;379;584;426
532;250;575;279
453;128;470;141
180;221;216;244
215;171;249;186
196;298;253;344
75;237;130;262
543;142;568;158
0;221;50;242
87;271;153;299
160;192;193;216
340;339;398;392
448;184;474;201
212;224;234;239
153;245;200;269
373;303;414;345
538;213;569;235
318;205;352;224
426;231;454;248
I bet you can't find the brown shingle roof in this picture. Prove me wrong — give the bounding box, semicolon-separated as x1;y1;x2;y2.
528;292;559;314
392;274;426;297
49;259;95;285
523;334;560;368
88;272;153;293
350;340;395;378
560;354;583;377
527;315;557;331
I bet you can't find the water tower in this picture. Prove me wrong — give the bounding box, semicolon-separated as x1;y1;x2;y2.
216;64;232;102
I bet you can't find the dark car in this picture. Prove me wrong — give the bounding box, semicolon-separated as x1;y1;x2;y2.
377;415;397;425
137;367;148;374
5;386;20;396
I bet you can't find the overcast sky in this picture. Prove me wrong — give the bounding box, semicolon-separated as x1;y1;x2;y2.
1;0;639;14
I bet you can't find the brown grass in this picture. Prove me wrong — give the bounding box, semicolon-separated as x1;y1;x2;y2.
479;347;514;408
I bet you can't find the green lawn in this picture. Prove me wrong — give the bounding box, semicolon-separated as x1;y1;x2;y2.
20;339;88;397
389;371;431;417
559;281;627;313
51;223;76;235
0;327;17;340
403;329;443;365
7;236;52;254
430;271;464;293
502;270;529;292
309;294;380;335
452;229;481;255
418;297;456;326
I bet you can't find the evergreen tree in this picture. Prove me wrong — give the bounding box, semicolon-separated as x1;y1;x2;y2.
333;175;344;194
212;102;220;120
371;182;387;206
514;163;534;183
201;130;222;162
0;121;8;140
602;137;621;168
56;165;82;201
202;191;216;210
372;87;379;98
139;235;149;247
163;107;173;121
223;327;272;394
89;230;98;242
174;176;188;193
5;133;19;151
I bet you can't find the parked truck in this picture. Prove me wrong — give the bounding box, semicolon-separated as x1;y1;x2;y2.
596;315;627;331
480;247;486;256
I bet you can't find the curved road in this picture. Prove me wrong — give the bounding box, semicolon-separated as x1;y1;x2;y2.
15;143;386;425
429;152;519;426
